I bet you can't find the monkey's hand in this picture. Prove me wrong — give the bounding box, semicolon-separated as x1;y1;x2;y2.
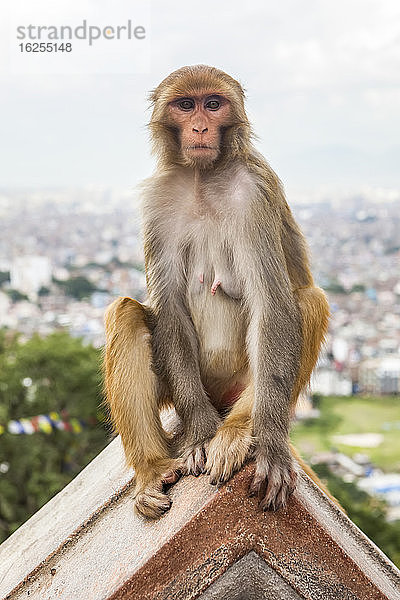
206;425;253;485
249;444;298;511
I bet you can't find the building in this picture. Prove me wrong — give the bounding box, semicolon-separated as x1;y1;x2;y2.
359;356;400;395
311;366;353;396
10;256;52;297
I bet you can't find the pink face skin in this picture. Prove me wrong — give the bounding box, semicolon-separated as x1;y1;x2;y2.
168;94;232;166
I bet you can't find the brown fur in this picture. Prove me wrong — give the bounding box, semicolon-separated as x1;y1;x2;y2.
103;65;333;518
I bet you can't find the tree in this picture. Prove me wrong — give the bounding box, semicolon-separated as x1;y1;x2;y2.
0;271;10;286
0;330;109;542
54;276;96;300
323;281;347;294
6;290;29;303
38;286;50;296
351;283;366;293
313;463;400;567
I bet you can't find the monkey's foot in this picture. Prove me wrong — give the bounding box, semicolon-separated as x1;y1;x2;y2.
133;481;172;520
179;443;208;477
249;451;298;511
161;466;182;486
206;426;253;485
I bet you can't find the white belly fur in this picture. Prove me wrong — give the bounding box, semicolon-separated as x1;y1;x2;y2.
188;270;248;382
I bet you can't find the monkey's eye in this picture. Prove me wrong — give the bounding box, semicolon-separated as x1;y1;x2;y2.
205;98;220;111
177;99;195;111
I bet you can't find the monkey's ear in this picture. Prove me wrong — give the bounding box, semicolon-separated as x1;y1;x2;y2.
148;89;158;105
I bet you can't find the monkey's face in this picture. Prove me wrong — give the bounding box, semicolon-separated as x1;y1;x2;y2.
167;94;232;168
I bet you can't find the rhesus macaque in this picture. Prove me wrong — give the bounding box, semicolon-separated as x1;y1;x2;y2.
104;65;330;519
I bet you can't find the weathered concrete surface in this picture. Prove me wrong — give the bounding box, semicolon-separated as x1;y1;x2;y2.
0;436;134;598
1;426;400;600
107;467;400;600
198;552;303;599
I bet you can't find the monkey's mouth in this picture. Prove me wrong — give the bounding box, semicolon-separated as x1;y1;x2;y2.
186;144;215;151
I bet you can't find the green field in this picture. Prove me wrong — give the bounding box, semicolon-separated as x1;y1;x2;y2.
291;396;400;472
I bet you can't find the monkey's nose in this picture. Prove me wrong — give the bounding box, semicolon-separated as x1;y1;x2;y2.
192;127;208;134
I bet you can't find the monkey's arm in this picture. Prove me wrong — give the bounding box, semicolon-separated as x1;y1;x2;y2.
238;196;302;509
280;201;314;289
144;230;221;473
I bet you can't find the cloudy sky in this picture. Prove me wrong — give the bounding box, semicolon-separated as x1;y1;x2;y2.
1;0;400;194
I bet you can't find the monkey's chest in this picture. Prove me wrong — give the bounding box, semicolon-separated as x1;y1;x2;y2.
190;268;242;300
188;245;243;301
187;249;247;378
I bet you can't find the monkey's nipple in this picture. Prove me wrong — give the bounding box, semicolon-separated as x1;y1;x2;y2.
199;273;204;284
211;278;221;296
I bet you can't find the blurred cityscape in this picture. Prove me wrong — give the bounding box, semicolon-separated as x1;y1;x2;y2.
1;185;399;397
1;185;400;519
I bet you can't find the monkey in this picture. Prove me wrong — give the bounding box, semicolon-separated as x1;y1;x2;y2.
103;65;331;519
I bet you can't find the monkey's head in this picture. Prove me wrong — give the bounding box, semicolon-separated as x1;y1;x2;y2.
149;65;251;170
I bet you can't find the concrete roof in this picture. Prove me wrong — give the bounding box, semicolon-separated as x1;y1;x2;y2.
1;429;400;600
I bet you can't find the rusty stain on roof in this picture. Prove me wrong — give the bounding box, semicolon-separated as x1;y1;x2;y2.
1;433;400;600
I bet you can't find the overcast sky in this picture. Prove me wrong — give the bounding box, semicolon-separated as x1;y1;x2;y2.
1;0;400;194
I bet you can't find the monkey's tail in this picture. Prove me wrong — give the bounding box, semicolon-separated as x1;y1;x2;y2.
290;443;345;512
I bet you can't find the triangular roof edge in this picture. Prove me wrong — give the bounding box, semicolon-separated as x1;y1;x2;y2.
1;433;400;600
